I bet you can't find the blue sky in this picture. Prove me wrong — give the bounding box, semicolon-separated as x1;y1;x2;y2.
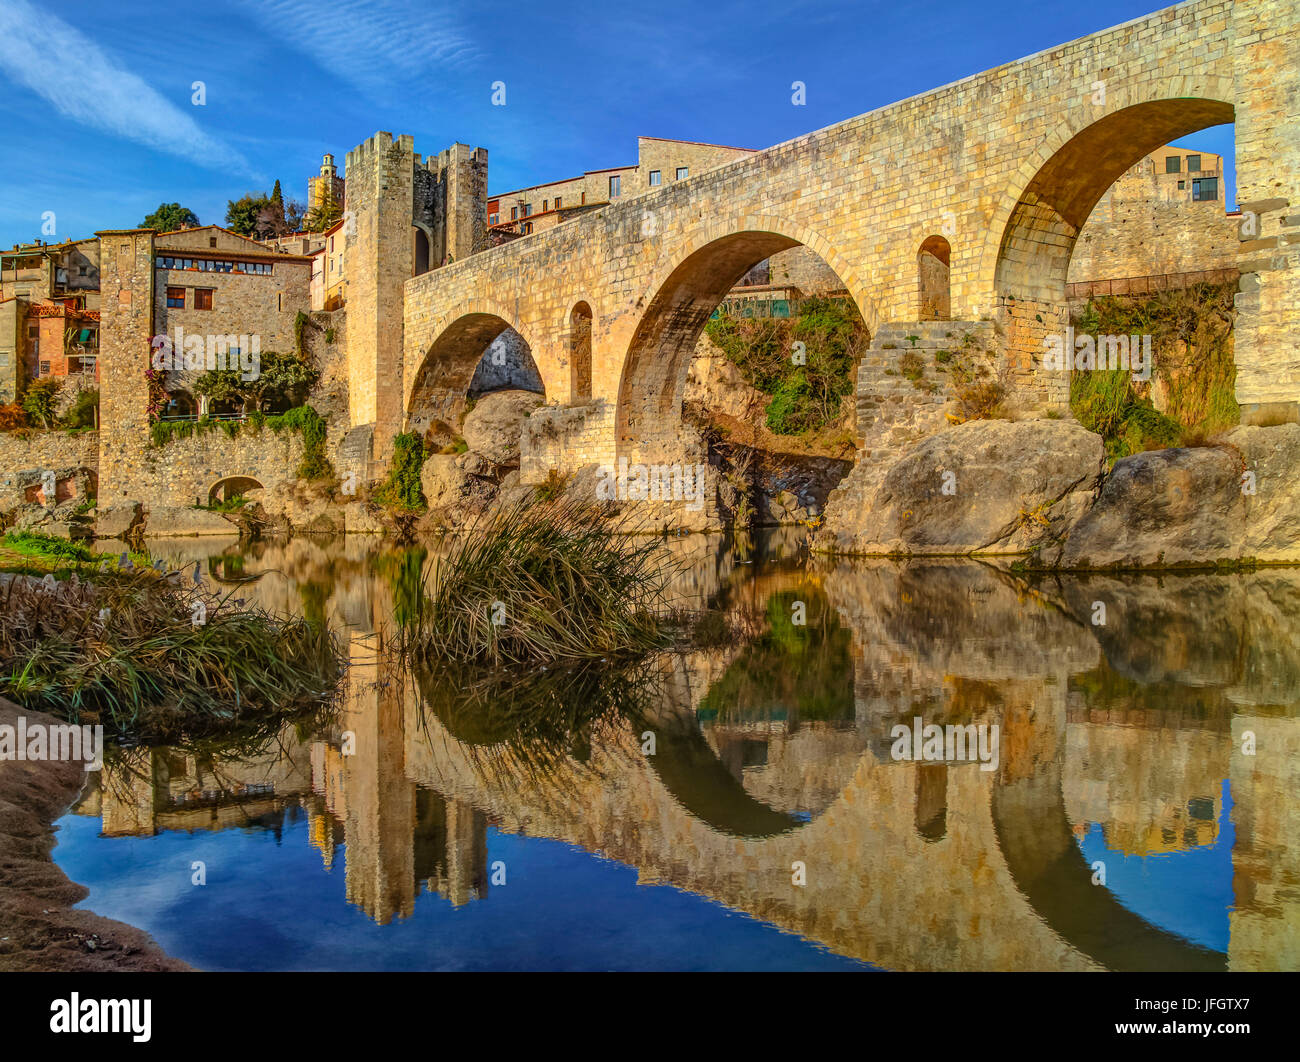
0;0;1234;249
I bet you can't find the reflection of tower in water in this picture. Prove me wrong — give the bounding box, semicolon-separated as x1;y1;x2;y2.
414;790;489;907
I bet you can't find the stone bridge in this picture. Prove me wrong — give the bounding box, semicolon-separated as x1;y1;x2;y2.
342;0;1298;474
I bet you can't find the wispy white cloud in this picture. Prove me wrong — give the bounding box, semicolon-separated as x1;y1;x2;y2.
0;0;256;177
234;0;479;96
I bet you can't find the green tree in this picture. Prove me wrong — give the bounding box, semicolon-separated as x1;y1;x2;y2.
62;387;99;429
241;350;319;412
258;179;290;237
193;368;244;410
21;378;62;428
225;193;272;236
141;202;200;231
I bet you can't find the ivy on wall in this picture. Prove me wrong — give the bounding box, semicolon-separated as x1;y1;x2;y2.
149;404;334;482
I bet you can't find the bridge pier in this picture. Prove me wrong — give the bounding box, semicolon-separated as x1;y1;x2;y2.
1231;0;1300;424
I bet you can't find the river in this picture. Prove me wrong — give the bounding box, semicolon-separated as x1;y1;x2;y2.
51;530;1300;971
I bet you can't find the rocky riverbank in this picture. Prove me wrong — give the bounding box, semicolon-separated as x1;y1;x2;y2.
818;419;1300;569
10;381;1296;572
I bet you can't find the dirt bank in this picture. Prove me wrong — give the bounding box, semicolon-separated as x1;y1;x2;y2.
0;698;189;971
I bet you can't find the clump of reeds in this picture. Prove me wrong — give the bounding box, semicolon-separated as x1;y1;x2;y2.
404;498;678;667
0;567;343;742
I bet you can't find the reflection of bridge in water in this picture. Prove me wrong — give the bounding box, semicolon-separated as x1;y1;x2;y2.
83;544;1300;970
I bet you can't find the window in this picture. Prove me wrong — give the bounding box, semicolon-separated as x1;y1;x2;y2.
649;170;661;187
523;203;532;217
166;286;185;308
675;167;688;180
1166;155;1181;173
511;206;518;220
554;196;562;209
329;236;335;252
1192;177;1219;201
39;360;50;375
489;213;499;225
523;222;533;235
78;265;88;276
609;175;621;197
543;199;549;212
1186;154;1201;172
195;288;213;310
209;236;218;248
581;192;586;204
1177;180;1186;189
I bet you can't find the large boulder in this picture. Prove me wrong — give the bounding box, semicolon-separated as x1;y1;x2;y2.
42;521;91;541
820;419;1106;555
142;506;238;537
416;452;501;530
1223;423;1300;561
95;501;143;540
462;389;545;466
341;501;386;534
420;453;472;510
1057;446;1243;568
1058;424;1300;568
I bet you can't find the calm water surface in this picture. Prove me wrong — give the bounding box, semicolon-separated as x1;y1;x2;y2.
52;529;1300;971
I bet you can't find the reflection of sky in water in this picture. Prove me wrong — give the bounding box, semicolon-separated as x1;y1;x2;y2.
45;538;1298;971
54;812;871;972
1075;779;1234;954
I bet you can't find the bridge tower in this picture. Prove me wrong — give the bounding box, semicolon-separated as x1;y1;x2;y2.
343;133;416;466
343;133;489;469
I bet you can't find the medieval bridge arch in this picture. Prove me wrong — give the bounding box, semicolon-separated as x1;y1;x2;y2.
357;0;1294;469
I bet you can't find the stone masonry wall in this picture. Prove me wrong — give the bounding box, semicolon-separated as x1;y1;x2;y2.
1067;155;1239;282
154;256;312;400
633;137;757;195
126;425;306;509
765;245;845;294
520;400;615;483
